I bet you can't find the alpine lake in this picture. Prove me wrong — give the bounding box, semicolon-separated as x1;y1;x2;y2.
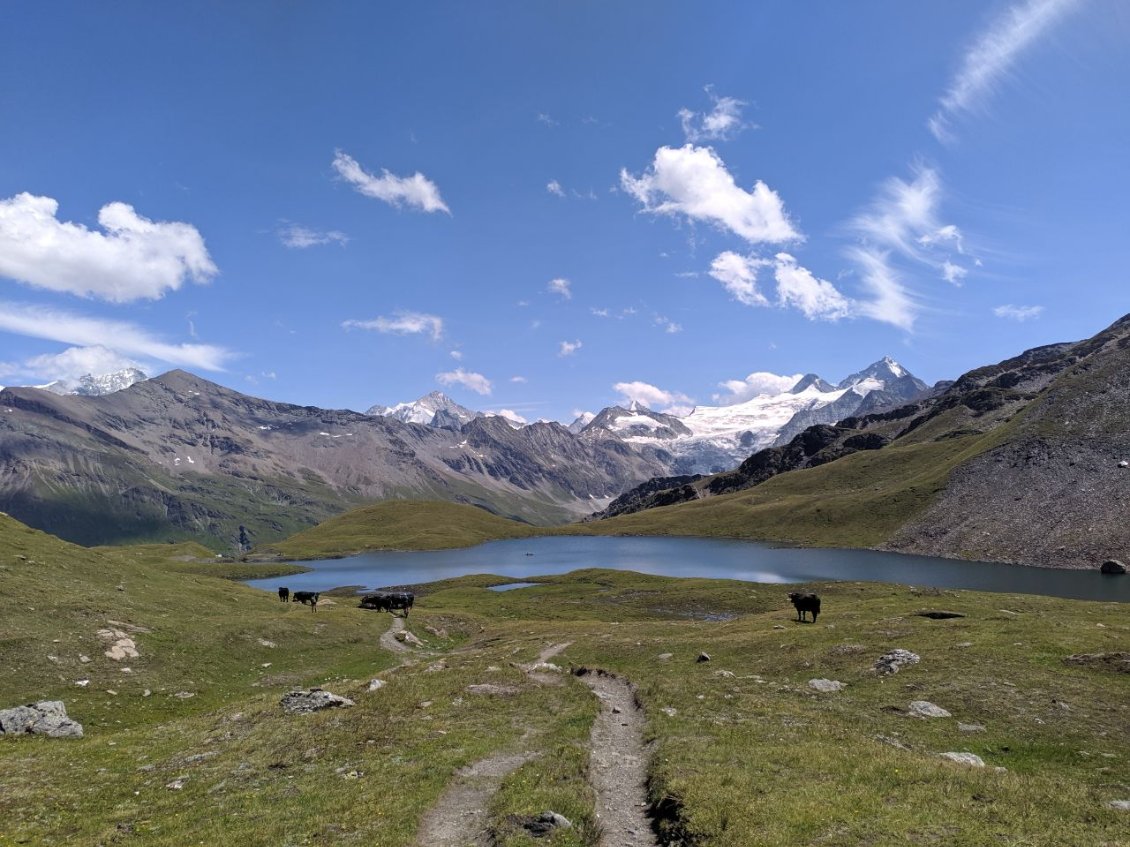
246;535;1130;603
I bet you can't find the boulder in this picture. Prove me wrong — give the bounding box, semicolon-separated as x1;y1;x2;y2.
518;810;573;836
809;678;847;693
280;688;355;715
0;701;83;738
1100;559;1127;574
909;700;951;719
940;752;985;767
873;649;921;675
696;652;711;663
367;679;385;692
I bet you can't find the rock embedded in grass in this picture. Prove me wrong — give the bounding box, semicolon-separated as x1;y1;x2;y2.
909;700;951;719
0;701;84;739
873;649;921;675
809;678;847;693
940;752;985;767
279;688;355;714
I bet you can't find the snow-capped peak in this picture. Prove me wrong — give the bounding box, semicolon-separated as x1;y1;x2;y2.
38;368;149;397
367;391;481;427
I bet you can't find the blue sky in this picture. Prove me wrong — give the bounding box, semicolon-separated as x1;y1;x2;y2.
1;1;1126;423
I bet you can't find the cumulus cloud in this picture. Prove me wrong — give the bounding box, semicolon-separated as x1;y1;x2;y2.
547;278;572;300
558;340;582;357
546;180;565;197
342;311;444;341
0;300;232;371
0;192;216;303
332;150;450;214
678;87;751;142
612;380;694;415
929;0;1084;141
713;371;803;405
772;253;851;320
621;145;799;244
708;251;770;306
4;345;143;385
994;303;1044;321
277;223;348;249
436;367;492;395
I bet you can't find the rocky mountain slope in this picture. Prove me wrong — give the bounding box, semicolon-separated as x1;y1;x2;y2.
591;314;1130;569
0;371;672;547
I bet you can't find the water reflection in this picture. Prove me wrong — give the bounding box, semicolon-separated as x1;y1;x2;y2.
246;535;1129;603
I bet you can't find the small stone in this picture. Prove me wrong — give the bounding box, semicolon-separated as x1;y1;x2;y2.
425;660;447;673
142;689;152;697
696;652;711;663
909;700;951;719
941;752;985;767
714;669;735;678
1106;800;1130;811
173;691;196;699
79;655;91;664
367;679;385;692
661;707;677;717
465;684;519;697
165;778;186;790
958;723;986;733
809;678;847;693
657;653;673;661
772;625;785;630
75;679;90;687
258;638;277;648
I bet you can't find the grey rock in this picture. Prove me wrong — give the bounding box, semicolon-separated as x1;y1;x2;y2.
520;810;573;836
958;723;986;733
465;683;520;697
0;701;83;739
874;649;921;675
1107;800;1130;811
909;700;951;719
657;652;673;661
367;679;385;692
280;688;355;715
809;678;847;693
940;752;985;767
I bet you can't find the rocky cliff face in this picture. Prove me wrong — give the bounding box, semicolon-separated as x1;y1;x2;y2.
0;371;671;547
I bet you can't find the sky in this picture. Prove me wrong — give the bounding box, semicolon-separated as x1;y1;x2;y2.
1;1;1127;424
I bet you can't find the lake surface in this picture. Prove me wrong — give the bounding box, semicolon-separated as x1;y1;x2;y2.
246;536;1130;603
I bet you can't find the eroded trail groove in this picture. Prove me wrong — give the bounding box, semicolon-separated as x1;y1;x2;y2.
580;671;658;847
412;751;536;847
378;614;410;653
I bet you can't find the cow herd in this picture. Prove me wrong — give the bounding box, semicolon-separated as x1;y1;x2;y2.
276;586;414;616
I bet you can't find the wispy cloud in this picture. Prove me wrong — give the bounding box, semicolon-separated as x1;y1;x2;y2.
0;192;216;303
436;367;492;395
612;380;693;415
678;86;752;143
277;222;349;249
929;0;1084;141
547;278;572;300
332;150;450;214
342;311;444;341
0;300;233;371
546;180;565;197
558;339;582;357
510;375;528;384
654;315;683;334
994;303;1044;321
621;145;799;244
536;112;558;127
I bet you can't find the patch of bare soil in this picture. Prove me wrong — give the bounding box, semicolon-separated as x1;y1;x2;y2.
525;641;572;686
578;670;658;847
379;615;411;654
413;751;537;847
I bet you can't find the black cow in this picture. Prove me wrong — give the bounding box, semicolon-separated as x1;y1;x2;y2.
788;591;821;623
292;590;320;611
278;586;290;602
359;591;415;617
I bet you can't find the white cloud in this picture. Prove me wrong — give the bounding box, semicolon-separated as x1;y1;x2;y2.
6;345;143;384
546;180;565;197
0;300;232;371
449;350;463;360
845;246;918;331
929;0;1084;141
332;150;450;214
0;192;216;303
558;340;582;357
536;113;558;127
713;372;803;404
590;307;610;318
772;253;851;321
621;145;799;244
277;223;348;249
654;316;683;334
547;278;572;300
492;409;528;425
342;311;444;341
612;380;694;414
708;251;770;306
994;304;1044;321
436;367;492;395
678;87;751;142
510;375;528;383
941;260;968;285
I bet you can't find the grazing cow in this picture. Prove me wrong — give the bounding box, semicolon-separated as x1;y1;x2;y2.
278;586;290;602
359;591;415;617
788;591;821;623
292;590;320;611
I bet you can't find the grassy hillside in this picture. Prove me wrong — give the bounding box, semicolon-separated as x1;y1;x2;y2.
254;499;581;559
2;513;1128;845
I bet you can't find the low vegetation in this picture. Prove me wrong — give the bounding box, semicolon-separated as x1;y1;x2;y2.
2;513;1128;845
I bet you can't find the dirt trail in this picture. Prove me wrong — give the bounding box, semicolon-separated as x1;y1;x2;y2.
525;641;572;685
412;751;536;847
580;671;657;847
378;615;410;654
